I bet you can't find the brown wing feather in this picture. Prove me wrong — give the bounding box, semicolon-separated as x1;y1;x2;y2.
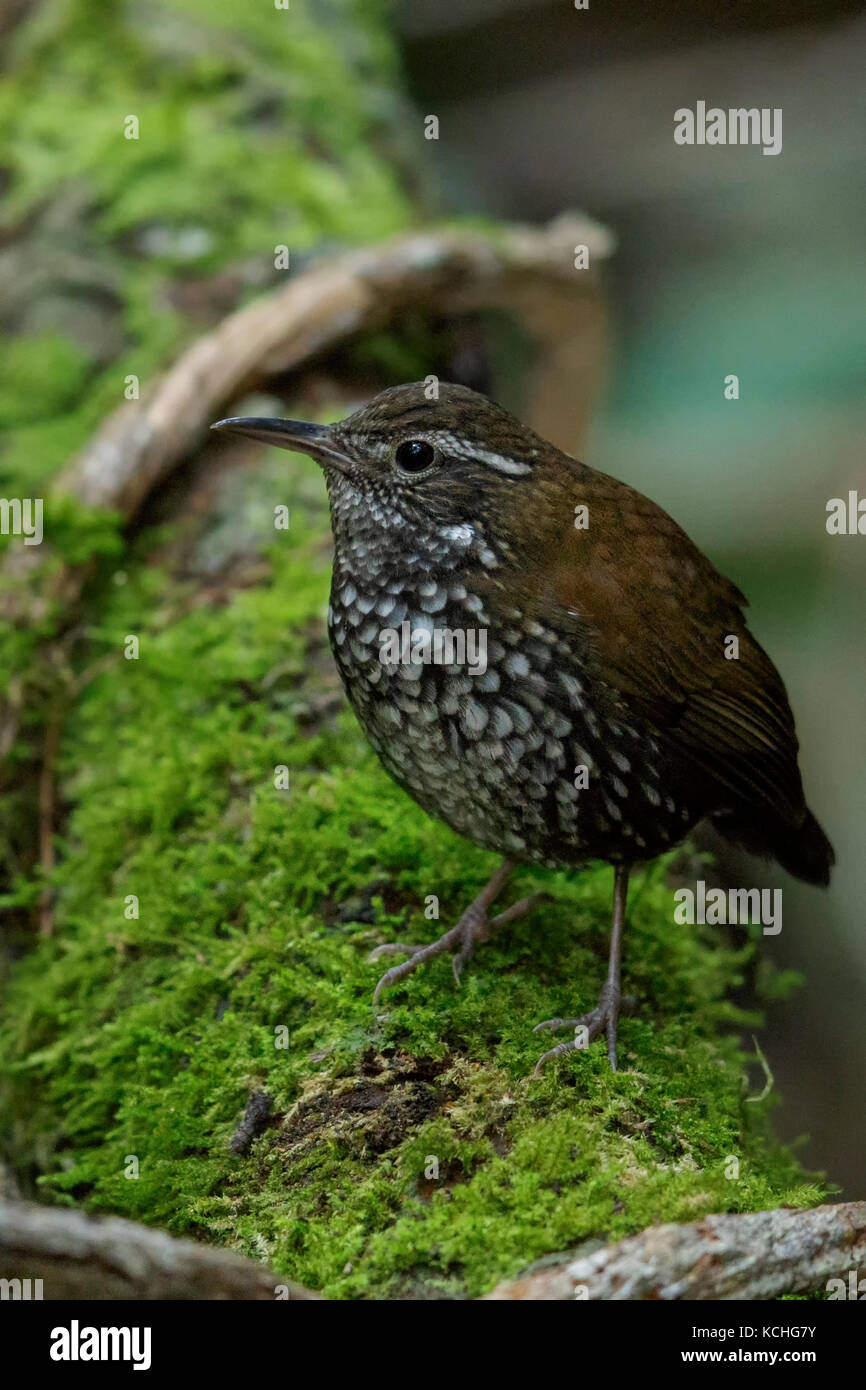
520;466;806;825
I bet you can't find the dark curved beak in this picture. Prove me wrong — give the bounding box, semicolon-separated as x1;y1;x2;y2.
210;416;351;472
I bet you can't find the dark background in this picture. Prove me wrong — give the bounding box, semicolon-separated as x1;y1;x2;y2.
394;0;866;1195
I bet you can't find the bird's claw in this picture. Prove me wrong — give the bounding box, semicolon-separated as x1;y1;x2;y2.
533;986;636;1076
368;887;550;1003
369;908;488;1003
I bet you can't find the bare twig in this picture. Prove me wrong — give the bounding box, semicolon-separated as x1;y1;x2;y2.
230;1090;273;1155
485;1202;866;1300
0;1200;320;1301
745;1034;774;1103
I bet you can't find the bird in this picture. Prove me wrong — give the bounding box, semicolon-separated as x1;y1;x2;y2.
211;382;834;1074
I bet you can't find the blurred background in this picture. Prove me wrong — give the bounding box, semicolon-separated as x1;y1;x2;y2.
394;0;866;1193
1;0;863;1199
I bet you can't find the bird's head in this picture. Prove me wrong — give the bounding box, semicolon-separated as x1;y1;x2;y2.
211;382;568;568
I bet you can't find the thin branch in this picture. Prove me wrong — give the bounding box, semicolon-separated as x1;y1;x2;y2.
0;1201;320;1301
54;214;611;520
745;1033;774;1103
486;1201;866;1300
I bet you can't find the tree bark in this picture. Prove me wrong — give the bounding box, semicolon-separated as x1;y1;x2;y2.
54;214;610;519
0;1200;318;1301
486;1201;866;1300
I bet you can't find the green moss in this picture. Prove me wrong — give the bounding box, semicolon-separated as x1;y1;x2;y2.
0;0;412;925
0;335;96;430
0;0;827;1301
0;453;825;1298
0;0;411;492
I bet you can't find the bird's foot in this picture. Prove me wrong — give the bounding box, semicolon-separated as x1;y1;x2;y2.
532;983;635;1076
369;872;550;1003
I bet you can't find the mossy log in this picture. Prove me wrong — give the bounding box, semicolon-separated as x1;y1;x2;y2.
0;408;829;1294
0;0;835;1301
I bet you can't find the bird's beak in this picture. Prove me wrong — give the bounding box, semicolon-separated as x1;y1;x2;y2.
210;416;351;472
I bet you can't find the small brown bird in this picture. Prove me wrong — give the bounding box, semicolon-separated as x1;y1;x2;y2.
212;383;834;1072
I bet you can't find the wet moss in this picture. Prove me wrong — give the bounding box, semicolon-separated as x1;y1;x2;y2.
0;0;826;1301
0;487;825;1297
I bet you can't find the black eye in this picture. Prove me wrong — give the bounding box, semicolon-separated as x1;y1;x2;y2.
394;439;435;473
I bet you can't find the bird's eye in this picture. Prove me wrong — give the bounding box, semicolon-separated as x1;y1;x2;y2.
394;439;436;473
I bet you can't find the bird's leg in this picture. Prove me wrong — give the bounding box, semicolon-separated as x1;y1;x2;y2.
533;863;631;1075
369;859;550;1003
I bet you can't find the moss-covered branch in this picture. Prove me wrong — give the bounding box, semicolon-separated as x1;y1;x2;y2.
0;0;832;1303
0;514;825;1295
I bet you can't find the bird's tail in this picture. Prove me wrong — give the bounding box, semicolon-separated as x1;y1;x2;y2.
770;808;835;887
713;806;835;886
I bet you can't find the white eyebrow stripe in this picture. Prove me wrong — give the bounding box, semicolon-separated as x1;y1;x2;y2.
427;432;533;476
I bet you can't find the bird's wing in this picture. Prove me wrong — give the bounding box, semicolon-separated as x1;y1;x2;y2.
523;470;806;824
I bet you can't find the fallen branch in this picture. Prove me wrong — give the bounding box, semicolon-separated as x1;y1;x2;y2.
485;1202;866;1300
5;1197;863;1300
54;213;611;519
2;214;611;631
0;1200;320;1301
